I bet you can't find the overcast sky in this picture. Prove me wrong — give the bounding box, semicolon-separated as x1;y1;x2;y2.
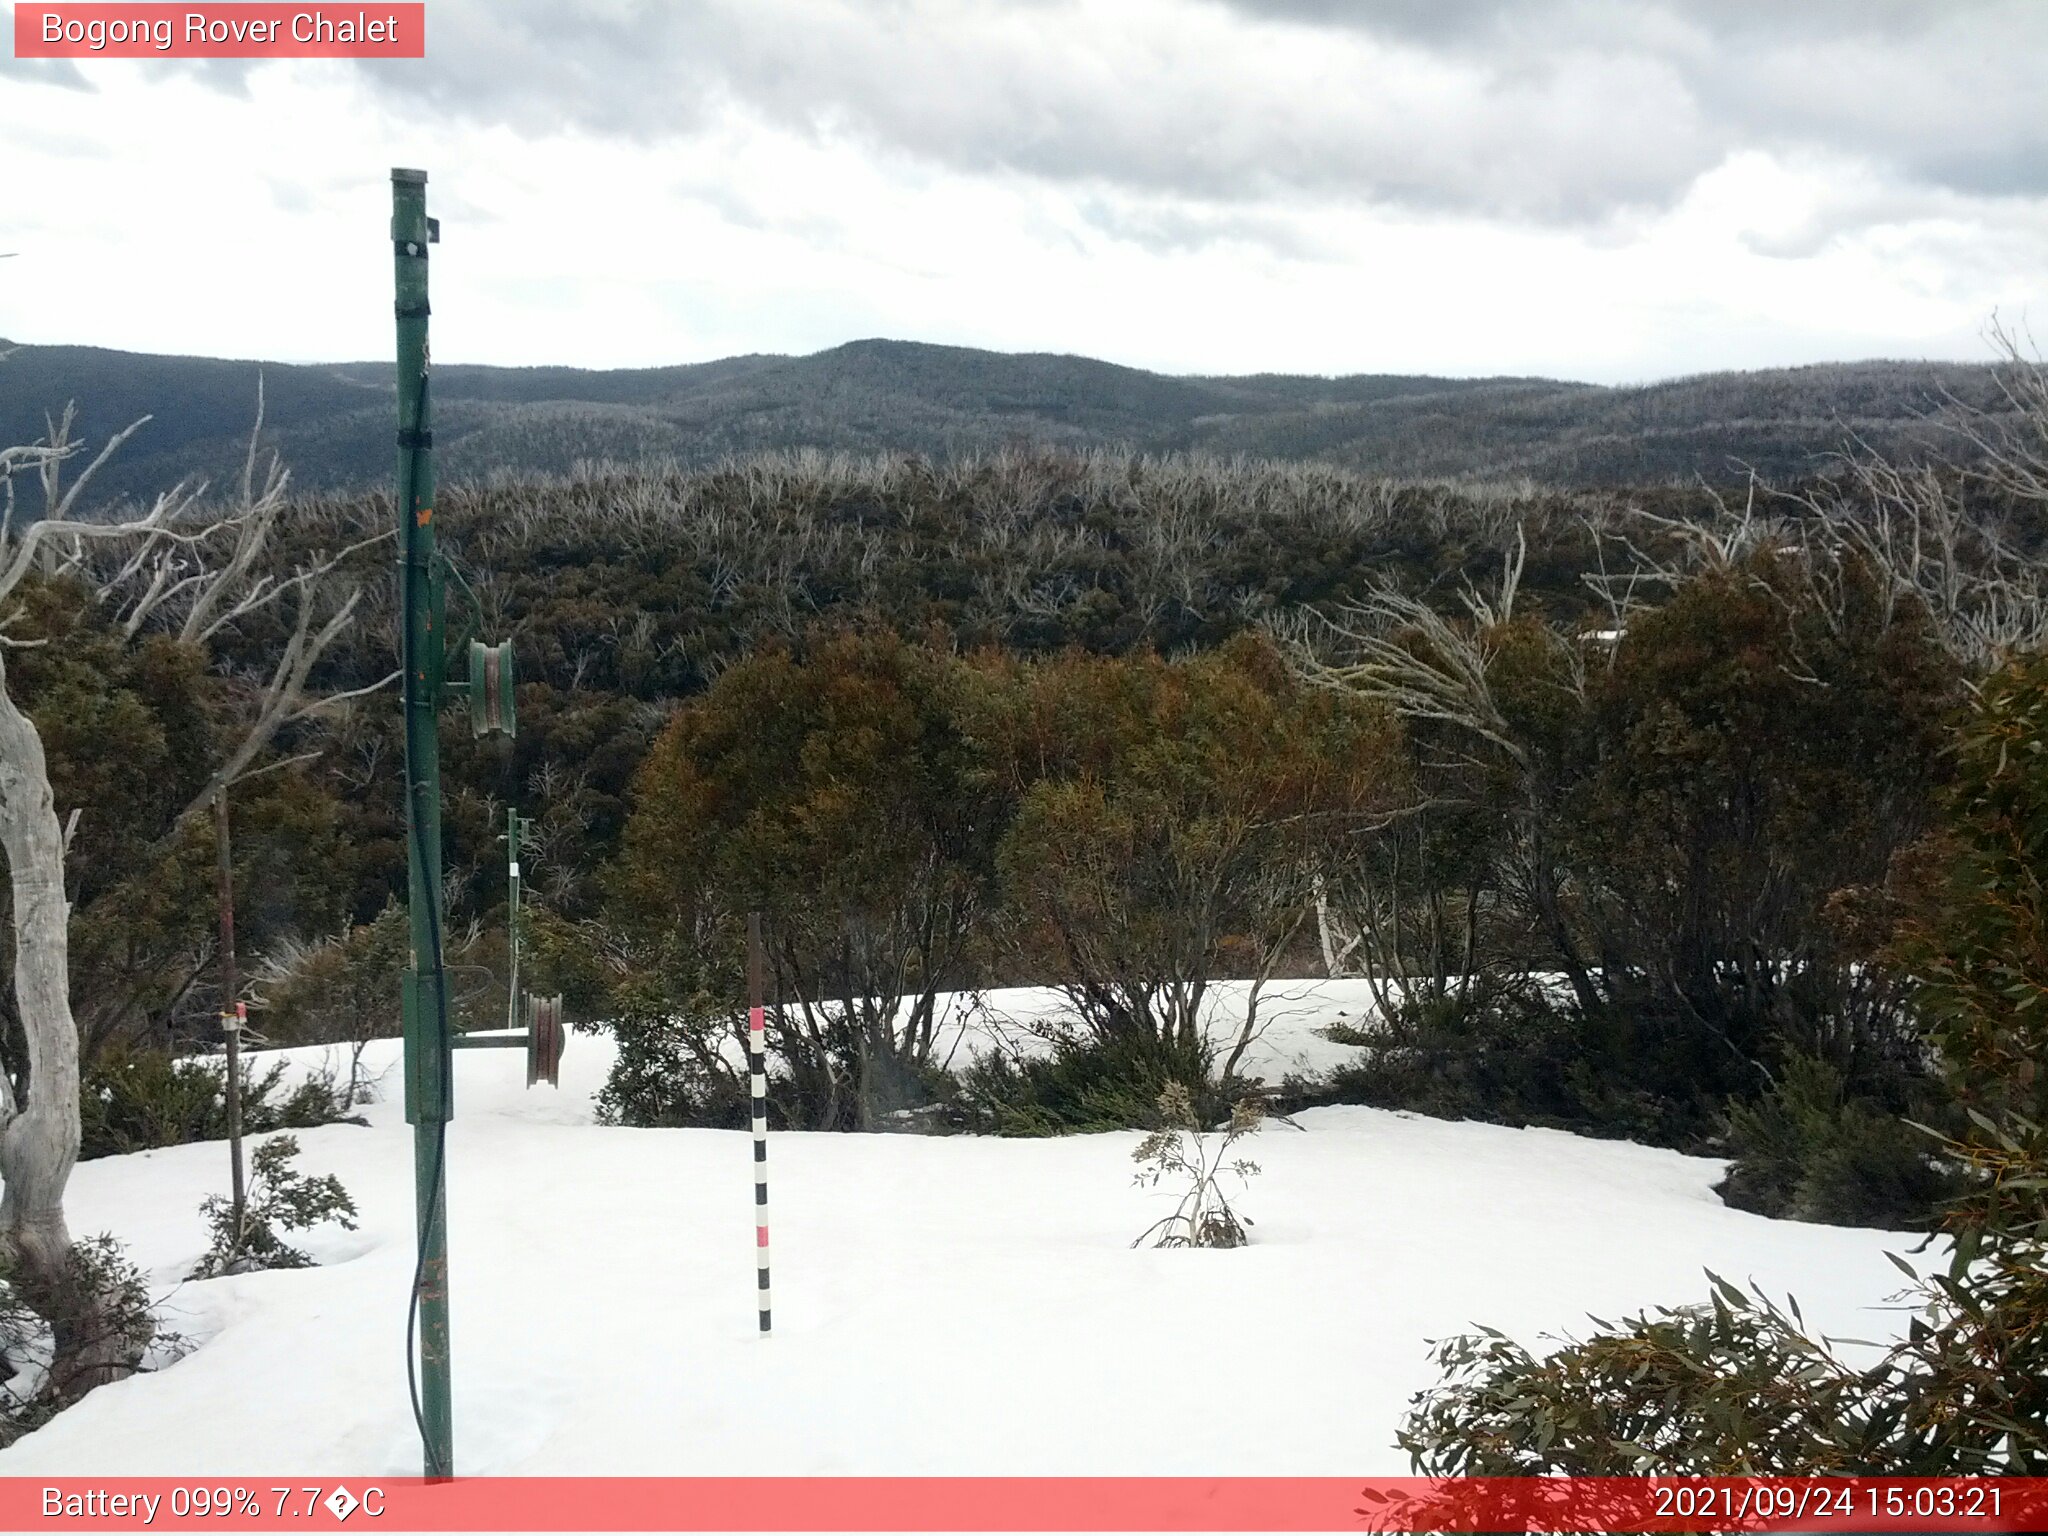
3;0;2044;383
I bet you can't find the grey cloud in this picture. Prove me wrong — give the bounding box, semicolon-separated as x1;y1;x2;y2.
318;1;2048;237
1214;0;1535;44
1221;1;1979;52
1073;195;1332;260
341;2;1713;222
1676;9;2048;203
7;123;111;161
671;175;847;249
38;57;260;92
0;56;94;91
430;189;503;227
164;59;256;96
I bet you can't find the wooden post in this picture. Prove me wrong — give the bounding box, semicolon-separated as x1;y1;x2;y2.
213;789;245;1243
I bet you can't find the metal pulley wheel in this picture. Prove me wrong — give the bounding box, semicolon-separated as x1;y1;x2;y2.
468;639;517;737
525;993;565;1088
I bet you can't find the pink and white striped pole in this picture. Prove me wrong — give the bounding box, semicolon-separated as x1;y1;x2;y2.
747;911;771;1334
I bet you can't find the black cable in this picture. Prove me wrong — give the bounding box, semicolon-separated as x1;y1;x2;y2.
404;1126;446;1460
396;361;451;1469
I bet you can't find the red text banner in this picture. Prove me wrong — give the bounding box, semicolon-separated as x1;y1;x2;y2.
13;4;424;58
2;1477;2045;1533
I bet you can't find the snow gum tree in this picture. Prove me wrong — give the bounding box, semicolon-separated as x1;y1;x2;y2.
0;396;381;1401
615;628;1001;1130
1299;526;1964;1150
970;632;1406;1087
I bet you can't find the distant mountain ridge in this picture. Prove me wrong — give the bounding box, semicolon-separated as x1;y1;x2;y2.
0;336;2007;505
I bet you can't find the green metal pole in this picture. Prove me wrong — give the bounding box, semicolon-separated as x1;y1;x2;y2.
392;166;453;1481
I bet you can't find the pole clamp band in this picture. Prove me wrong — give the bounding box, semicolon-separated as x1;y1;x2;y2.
395;301;432;320
397;428;435;449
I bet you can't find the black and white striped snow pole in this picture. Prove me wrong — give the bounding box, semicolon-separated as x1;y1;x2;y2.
747;911;772;1334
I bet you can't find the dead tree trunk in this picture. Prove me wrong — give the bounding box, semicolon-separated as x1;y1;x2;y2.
0;662;138;1397
0;389;392;1406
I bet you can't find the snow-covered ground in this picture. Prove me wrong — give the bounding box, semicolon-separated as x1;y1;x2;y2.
1;981;1921;1475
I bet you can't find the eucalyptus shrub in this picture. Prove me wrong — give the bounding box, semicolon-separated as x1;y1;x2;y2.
1397;654;2048;1475
190;1135;358;1278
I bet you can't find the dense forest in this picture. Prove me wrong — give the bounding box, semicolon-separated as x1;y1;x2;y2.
4;348;2039;1229
0;337;2020;504
3;336;2047;1469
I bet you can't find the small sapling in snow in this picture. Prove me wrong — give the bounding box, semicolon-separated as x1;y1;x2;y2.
1130;1082;1263;1248
190;1135;357;1278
